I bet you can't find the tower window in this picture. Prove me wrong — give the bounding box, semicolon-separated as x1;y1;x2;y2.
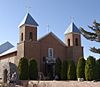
68;39;70;46
29;32;33;40
21;33;23;41
75;38;78;46
48;48;54;58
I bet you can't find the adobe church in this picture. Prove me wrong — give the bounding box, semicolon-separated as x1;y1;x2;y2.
0;13;83;80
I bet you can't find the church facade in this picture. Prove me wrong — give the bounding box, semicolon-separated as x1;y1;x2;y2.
0;13;83;78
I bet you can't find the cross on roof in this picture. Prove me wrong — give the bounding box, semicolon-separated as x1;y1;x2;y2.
26;6;31;13
70;16;75;23
25;0;31;13
47;24;50;33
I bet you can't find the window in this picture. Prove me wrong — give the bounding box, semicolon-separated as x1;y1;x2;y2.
68;39;70;46
75;38;78;46
48;48;53;58
21;33;23;41
29;32;33;40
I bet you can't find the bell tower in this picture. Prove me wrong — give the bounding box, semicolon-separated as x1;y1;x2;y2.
18;13;38;42
16;13;39;65
64;22;81;46
64;22;83;63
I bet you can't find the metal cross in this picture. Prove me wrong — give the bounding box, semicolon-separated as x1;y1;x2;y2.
70;16;75;23
47;24;50;33
25;0;31;13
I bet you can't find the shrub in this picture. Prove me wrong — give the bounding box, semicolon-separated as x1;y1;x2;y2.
61;60;68;80
77;57;85;79
67;60;76;80
29;59;38;80
18;57;29;80
95;59;100;80
85;56;96;81
55;58;62;79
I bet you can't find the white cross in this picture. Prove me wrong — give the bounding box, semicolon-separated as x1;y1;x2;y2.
25;0;31;13
26;6;31;13
47;24;50;33
70;16;75;23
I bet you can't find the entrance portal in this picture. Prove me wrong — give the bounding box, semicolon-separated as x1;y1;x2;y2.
46;64;55;80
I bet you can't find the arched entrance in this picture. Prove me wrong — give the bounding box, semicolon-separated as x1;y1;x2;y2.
3;69;8;83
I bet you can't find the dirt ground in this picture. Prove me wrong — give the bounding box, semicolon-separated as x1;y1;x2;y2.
28;81;100;87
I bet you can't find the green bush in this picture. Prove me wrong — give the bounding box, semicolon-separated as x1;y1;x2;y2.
18;57;29;80
95;59;100;80
61;60;68;80
85;56;96;81
77;57;85;79
55;58;62;79
29;59;38;80
67;60;76;80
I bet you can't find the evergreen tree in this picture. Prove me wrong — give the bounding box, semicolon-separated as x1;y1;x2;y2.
55;58;62;79
80;20;100;54
85;56;96;81
77;57;85;79
18;57;29;80
29;59;38;80
67;60;76;80
61;60;68;80
95;59;100;80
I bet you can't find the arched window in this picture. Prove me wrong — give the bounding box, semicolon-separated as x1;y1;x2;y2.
29;32;33;40
21;33;23;41
68;39;70;46
48;48;54;58
75;38;78;46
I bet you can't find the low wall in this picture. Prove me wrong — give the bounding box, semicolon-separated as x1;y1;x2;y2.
27;81;100;87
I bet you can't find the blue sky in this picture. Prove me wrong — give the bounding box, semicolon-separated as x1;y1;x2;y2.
0;0;99;59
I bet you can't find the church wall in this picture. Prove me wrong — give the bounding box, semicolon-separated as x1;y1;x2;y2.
66;46;83;64
66;47;73;60
16;42;24;65
24;41;41;71
0;51;17;63
73;34;81;46
0;53;17;79
65;33;81;46
72;46;83;63
19;25;25;42
39;34;67;72
65;33;74;46
25;26;37;41
0;55;16;64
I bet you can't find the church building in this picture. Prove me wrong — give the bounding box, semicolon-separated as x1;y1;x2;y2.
0;13;83;79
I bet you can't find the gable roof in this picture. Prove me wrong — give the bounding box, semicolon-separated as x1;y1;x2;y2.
0;41;14;54
38;32;66;47
64;22;80;34
0;46;17;57
18;13;39;28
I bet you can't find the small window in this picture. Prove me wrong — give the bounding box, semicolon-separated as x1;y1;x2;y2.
29;32;33;40
68;39;70;46
48;48;53;58
75;38;78;46
21;33;23;41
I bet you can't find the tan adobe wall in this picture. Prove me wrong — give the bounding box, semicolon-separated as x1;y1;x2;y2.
16;42;24;65
0;51;17;61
